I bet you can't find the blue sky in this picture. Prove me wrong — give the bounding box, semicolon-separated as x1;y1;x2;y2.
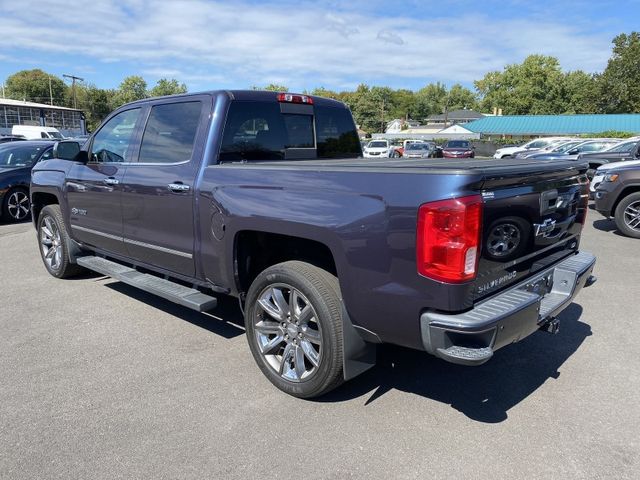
1;0;639;93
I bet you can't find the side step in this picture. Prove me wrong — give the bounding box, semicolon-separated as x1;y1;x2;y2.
77;256;217;312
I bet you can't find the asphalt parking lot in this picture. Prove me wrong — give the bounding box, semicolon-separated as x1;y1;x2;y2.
1;209;638;480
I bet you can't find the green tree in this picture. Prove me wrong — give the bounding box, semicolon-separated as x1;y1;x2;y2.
595;32;640;113
563;70;597;113
74;84;113;131
112;75;147;108
413;82;447;120
310;87;341;99
251;84;288;92
475;55;566;114
149;78;187;97
389;89;416;120
4;69;67;105
446;84;478;111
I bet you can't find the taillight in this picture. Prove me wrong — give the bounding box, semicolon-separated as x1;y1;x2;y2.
277;92;314;104
416;195;483;283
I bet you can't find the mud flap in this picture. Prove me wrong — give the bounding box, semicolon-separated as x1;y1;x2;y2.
342;304;377;381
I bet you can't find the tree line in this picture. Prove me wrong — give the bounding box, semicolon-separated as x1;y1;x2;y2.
2;32;639;133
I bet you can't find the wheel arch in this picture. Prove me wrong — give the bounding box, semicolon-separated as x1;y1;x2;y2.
233;230;338;296
611;184;640;217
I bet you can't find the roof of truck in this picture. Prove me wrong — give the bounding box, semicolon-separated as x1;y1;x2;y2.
126;90;348;109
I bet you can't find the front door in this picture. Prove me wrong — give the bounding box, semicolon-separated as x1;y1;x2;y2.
120;98;210;277
66;107;143;256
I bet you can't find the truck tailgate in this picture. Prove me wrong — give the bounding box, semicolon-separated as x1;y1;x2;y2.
472;160;590;302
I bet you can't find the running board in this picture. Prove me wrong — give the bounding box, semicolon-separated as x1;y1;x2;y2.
76;256;217;312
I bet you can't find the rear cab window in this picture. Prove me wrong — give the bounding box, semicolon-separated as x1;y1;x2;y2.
219;100;361;162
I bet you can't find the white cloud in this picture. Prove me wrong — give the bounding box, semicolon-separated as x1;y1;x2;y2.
377;30;405;45
0;0;614;90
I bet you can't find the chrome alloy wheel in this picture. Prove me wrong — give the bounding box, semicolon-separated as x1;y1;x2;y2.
7;190;30;221
623;200;640;232
487;222;521;257
40;216;63;271
254;284;322;382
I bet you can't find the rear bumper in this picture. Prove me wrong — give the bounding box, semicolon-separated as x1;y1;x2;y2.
420;251;596;366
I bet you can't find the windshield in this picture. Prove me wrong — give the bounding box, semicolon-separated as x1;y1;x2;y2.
48;131;64;139
0;144;49;167
368;141;388;148
553;141;582;153
406;144;430;151
604;141;636;153
445;140;470;148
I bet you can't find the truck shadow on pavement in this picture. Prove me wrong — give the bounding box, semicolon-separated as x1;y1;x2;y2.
323;303;591;423
105;282;246;339
102;280;590;423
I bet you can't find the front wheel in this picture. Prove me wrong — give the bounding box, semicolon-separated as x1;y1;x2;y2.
614;192;640;239
244;261;344;398
37;205;84;278
2;188;31;222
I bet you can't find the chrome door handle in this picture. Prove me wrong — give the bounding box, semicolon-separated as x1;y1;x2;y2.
103;177;119;185
168;183;190;192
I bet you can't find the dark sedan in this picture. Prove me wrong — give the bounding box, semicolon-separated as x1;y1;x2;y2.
442;140;474;158
0;141;55;222
579;138;640;178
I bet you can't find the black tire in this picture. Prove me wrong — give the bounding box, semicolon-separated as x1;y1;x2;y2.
484;216;531;261
244;261;344;398
614;192;640;239
37;204;84;278
2;187;31;223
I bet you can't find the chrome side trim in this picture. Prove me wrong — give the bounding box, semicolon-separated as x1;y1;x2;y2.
71;225;123;242
124;238;193;259
71;225;193;259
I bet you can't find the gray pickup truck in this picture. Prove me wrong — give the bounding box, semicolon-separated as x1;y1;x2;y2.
30;90;596;398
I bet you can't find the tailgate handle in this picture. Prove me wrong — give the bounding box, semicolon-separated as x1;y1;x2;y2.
540;189;558;214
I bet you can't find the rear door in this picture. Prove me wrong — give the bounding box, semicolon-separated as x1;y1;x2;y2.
120;96;211;277
66;107;143;256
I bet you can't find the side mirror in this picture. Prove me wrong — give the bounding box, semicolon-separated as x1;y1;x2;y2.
53;141;86;162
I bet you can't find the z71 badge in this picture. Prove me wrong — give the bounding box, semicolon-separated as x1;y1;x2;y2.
70;207;87;216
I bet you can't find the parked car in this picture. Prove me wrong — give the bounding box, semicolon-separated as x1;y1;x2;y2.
0;141;56;222
579;139;640;178
32;90;595;398
403;142;436;158
0;135;26;144
594;163;640;238
591;159;640;195
493;137;571;159
515;139;583;159
11;125;64;140
533;139;620;162
442;140;474;158
363;139;392;158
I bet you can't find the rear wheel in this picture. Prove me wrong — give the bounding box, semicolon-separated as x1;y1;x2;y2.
244;261;344;398
614;192;640;239
2;188;30;222
37;205;84;278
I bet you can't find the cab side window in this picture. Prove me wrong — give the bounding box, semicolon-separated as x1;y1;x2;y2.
137;102;202;164
90;108;141;163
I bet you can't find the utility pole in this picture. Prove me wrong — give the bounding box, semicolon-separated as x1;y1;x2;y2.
380;97;385;133
48;76;53;105
1;83;4;98
63;74;84;108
